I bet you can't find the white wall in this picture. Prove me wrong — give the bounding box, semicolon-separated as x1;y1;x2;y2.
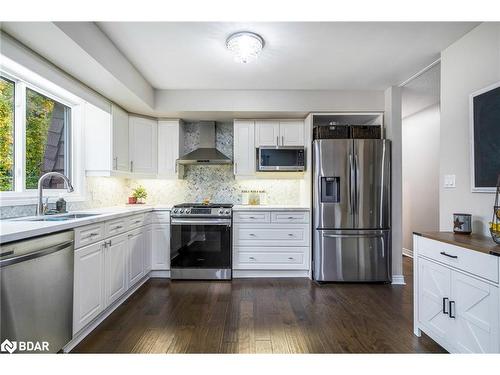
402;104;440;251
440;23;500;235
384;86;404;282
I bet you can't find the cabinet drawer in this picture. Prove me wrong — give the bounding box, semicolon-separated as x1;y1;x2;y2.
234;248;308;270
127;214;145;230
105;217;128;237
233;211;270;223
417;236;499;283
234;225;309;247
75;223;105;248
271;211;310;223
151;211;170;224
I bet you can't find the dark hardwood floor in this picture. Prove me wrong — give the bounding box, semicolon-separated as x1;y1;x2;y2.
72;256;446;353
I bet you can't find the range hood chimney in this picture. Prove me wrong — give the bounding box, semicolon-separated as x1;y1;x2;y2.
176;122;232;165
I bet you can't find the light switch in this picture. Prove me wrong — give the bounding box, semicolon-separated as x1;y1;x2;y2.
444;174;456;188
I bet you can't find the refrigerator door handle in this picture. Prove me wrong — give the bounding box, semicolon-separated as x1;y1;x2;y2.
348;153;355;214
354;153;360;215
322;233;384;239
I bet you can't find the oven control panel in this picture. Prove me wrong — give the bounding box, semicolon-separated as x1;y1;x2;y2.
171;206;232;218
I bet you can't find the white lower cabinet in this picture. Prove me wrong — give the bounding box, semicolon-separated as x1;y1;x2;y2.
144;225;153;274
104;233;128;307
73;242;105;334
414;235;500;353
127;229;145;286
151;224;170;270
233;210;310;273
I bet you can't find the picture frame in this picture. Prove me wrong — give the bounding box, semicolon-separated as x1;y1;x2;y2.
469;80;500;193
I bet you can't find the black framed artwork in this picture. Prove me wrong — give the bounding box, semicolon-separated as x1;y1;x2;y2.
470;81;500;192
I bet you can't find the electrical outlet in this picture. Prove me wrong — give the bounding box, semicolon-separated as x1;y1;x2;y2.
444;174;456;188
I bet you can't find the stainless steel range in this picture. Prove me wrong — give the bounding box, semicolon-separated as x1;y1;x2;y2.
170;203;232;280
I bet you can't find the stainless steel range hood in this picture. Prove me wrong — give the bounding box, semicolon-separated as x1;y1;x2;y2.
176;122;232;165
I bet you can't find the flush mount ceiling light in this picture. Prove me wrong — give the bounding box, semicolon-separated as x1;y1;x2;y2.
226;31;264;64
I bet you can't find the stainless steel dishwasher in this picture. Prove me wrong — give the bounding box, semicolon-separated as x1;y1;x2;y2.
0;231;74;353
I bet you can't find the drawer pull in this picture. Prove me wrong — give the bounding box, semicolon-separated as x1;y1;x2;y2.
288;257;294;260
288;233;294;236
133;220;141;224
249;216;256;219
113;226;123;230
440;251;458;259
449;300;456;319
287;216;295;219
249;233;256;236
249;257;256;261
85;232;99;239
442;297;449;315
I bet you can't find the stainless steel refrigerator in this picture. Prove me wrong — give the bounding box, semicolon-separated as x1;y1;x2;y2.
313;139;391;282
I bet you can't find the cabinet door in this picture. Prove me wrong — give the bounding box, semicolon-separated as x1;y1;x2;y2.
158;120;181;178
144;225;153;274
104;233;128;307
127;229;145;286
279;120;304;146
112;105;129;172
233;120;256;177
129;116;158;175
417;258;452;343
451;271;499;353
255;120;280;147
73;242;105;334
152;224;170;270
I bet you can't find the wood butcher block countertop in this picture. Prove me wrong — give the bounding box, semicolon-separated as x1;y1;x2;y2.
415;231;500;257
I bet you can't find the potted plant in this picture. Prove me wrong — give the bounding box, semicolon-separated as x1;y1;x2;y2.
130;185;148;204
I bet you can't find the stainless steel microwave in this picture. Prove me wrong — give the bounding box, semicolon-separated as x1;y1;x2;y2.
257;146;306;171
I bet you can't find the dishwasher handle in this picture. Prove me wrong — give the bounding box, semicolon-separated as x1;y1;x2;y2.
0;240;74;268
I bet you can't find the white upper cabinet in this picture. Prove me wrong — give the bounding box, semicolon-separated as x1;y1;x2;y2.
84;103;113;176
255;119;305;147
255;120;280;147
279;120;304;146
157;120;184;178
129;116;158;176
233;120;256;177
112;105;129;172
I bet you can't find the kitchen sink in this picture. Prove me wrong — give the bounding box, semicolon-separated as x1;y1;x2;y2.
16;213;105;222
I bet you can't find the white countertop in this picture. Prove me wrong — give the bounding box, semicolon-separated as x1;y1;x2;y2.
232;205;310;211
0;205;171;244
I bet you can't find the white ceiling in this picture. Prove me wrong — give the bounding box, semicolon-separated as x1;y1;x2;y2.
97;22;477;90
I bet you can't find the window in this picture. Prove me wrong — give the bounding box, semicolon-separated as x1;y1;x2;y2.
0;60;83;204
0;77;15;191
25;88;71;189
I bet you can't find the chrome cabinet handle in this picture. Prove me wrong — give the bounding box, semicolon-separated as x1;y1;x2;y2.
276;136;279;146
249;233;256;236
288;257;294;260
249;216;256;219
86;232;99;239
442;297;449;315
105;240;112;247
287;216;295;219
440;251;458;259
113;225;123;230
288;233;294;237
234;162;237;175
449;300;456;318
249;256;256;260
130;160;134;172
281;135;284;145
113;157;118;170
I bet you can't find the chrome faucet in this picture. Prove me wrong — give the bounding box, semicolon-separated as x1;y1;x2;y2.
37;172;74;216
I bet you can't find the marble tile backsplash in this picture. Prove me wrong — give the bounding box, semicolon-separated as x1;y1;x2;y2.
0;122;303;219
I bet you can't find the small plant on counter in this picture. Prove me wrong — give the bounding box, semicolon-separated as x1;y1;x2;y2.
131;185;148;204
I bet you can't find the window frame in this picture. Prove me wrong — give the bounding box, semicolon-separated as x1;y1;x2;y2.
0;56;86;206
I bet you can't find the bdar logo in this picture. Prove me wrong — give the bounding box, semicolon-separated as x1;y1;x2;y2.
1;339;17;354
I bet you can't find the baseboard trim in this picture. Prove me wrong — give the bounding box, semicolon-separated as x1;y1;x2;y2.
233;269;310;278
149;270;170;278
402;248;414;258
391;274;406;285
63;274;150;353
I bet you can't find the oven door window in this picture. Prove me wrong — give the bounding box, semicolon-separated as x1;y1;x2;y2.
170;224;231;268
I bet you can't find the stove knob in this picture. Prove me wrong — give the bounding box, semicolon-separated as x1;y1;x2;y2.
225;210;230;215
218;209;224;214
179;209;184;214
185;209;191;214
173;209;178;213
